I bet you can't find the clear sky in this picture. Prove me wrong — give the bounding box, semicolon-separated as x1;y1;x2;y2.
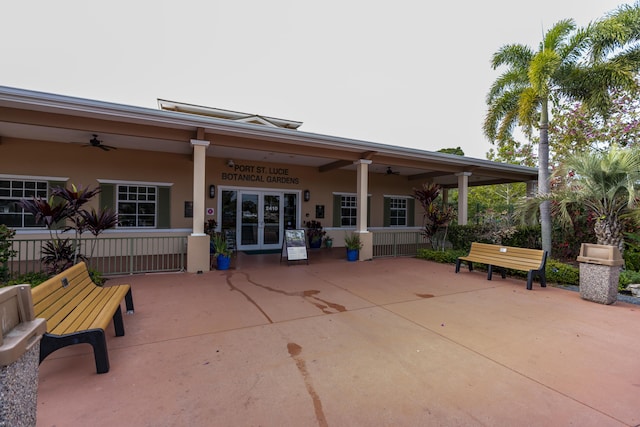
0;1;633;159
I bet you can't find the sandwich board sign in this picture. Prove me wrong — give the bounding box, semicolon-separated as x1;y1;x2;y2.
281;229;308;265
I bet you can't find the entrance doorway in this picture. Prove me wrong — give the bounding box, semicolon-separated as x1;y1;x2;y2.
220;188;299;252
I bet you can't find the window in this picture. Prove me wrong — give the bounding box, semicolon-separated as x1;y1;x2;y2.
340;195;358;227
117;185;157;227
389;198;407;226
384;196;414;227
333;194;370;227
99;181;171;229
0;179;48;228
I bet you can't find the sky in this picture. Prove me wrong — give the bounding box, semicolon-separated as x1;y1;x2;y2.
0;1;634;160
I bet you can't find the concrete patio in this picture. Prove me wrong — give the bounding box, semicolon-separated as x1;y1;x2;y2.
35;252;640;426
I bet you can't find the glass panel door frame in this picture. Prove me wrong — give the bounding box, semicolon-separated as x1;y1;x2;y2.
217;186;301;252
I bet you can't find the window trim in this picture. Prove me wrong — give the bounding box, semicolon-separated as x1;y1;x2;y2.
97;178;173;187
0;174;69;182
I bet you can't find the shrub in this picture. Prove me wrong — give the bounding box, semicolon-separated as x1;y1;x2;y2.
88;268;106;286
624;250;640;271
545;259;579;286
446;225;485;250
502;226;541;249
3;271;50;288
0;225;17;284
619;270;640;291
416;248;468;264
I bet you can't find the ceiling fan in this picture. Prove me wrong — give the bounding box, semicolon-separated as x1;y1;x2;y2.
84;134;116;151
386;166;400;175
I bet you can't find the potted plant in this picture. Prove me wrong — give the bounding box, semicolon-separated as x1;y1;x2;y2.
304;220;325;249
211;233;232;270
324;235;333;248
344;232;363;262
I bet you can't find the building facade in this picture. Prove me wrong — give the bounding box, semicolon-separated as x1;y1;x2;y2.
0;86;539;273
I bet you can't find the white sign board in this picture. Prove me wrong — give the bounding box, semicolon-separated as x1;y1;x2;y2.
282;229;308;264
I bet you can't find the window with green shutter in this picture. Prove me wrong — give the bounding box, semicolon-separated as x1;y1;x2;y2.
383;196;414;227
333;194;370;227
99;182;171;229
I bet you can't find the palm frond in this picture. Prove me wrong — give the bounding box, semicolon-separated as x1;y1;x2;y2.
591;2;640;60
484;90;522;142
491;44;534;70
528;50;561;95
541;19;576;52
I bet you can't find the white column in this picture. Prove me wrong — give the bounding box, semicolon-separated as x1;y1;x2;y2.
354;159;371;232
191;139;210;236
354;159;373;261
456;172;472;226
187;139;210;273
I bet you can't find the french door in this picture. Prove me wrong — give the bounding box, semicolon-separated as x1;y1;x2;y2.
238;191;283;251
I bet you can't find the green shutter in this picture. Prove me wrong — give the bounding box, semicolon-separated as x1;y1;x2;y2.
99;184;116;211
333;195;341;227
407;198;415;227
157;187;171;228
383;197;391;227
48;181;67;230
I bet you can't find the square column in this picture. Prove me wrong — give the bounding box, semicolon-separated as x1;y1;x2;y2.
456;172;472;225
187;139;211;273
354;159;372;260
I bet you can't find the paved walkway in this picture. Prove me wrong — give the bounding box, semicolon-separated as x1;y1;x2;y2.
36;254;640;426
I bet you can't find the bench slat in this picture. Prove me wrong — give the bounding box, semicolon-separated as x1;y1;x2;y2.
74;286;130;333
52;287;111;334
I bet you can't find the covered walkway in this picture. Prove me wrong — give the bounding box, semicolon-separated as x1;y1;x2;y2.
36;255;640;426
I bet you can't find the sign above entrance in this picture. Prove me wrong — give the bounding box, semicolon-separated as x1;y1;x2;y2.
221;163;300;185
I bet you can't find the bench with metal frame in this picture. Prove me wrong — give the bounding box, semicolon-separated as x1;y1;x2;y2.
455;242;548;290
31;261;134;374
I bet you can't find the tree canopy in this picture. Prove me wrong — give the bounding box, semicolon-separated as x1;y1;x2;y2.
484;3;640;254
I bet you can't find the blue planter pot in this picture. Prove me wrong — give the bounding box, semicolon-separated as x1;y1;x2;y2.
309;238;322;249
346;249;359;262
217;254;231;270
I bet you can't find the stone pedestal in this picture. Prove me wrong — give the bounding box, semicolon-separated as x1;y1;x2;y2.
0;342;40;427
579;263;621;305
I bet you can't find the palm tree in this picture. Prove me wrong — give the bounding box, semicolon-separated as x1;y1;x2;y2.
551;145;640;251
484;4;640;255
484;20;588;254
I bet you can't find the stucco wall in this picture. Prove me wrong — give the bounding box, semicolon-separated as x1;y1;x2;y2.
2;137;423;235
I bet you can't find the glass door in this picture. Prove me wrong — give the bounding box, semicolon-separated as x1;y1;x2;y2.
239;193;259;248
238;191;283;251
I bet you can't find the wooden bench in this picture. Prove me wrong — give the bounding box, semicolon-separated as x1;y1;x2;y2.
455;242;548;290
31;261;134;374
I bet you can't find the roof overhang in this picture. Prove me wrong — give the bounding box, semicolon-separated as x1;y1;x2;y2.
0;86;538;188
